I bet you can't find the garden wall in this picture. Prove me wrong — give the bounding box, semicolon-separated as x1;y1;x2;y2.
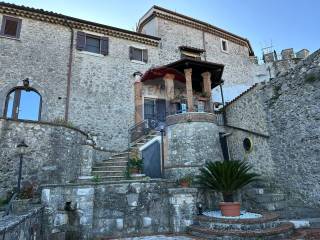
0;206;43;240
41;180;217;239
0;119;93;199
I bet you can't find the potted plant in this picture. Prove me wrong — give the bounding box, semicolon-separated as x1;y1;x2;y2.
127;155;143;175
197;160;260;216
178;175;193;187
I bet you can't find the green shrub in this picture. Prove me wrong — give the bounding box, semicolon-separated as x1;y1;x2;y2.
197;160;260;202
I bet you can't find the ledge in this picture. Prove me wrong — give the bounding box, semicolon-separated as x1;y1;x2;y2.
166;112;216;126
0;117;88;136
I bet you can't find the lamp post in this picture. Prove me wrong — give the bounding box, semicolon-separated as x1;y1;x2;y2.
16;140;28;194
160;126;165;178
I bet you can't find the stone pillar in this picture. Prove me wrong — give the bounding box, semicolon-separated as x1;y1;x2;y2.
164;73;175;115
168;188;197;232
184;68;193;112
134;75;143;123
201;71;212;112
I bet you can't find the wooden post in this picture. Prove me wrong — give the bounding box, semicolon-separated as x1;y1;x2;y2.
184;68;193;112
201;71;212;112
164;73;175;115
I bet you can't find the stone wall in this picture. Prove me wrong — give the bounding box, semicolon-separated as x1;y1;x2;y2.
224;49;320;218
0;119;91;198
262;50;320;217
0;14;70;121
41;181;216;239
165;113;223;179
223;84;275;178
0;206;43;240
142;16;255;88
69;30;159;151
0;12;161;152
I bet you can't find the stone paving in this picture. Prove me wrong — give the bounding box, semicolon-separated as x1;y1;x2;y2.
117;236;195;240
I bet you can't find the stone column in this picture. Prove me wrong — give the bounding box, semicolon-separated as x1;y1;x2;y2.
164;73;175;115
184;68;193;112
134;74;143;123
201;71;212;112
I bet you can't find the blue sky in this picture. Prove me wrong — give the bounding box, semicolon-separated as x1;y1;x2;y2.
5;0;320;60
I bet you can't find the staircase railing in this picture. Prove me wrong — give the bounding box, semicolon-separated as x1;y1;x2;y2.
128;120;150;144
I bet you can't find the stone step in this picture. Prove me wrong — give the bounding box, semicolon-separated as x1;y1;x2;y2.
196;212;280;231
105;156;128;161
92;166;126;171
95;161;128;167
253;193;286;203
188;222;294;240
111;152;130;158
260;200;287;211
92;170;124;177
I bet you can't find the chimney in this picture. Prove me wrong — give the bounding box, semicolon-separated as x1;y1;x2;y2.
296;49;310;59
263;52;275;63
281;48;295;60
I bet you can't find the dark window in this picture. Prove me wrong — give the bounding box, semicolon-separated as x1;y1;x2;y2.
221;40;228;52
129;47;148;63
4;87;41;121
85;35;101;54
0;16;22;38
76;31;109;55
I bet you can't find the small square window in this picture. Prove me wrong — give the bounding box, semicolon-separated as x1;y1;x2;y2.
85;35;101;54
129;47;148;63
221;39;228;53
0;16;22;38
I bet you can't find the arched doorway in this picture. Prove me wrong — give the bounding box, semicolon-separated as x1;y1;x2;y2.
4;87;42;121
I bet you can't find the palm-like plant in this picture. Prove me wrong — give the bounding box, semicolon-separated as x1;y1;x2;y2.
197;160;260;202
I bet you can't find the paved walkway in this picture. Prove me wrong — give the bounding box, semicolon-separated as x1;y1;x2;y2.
116;236;195;240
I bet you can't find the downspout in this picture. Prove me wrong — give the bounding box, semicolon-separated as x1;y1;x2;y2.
202;30;207;61
64;18;74;121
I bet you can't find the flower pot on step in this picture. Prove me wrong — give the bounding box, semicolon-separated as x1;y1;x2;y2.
180;180;189;188
219;202;241;216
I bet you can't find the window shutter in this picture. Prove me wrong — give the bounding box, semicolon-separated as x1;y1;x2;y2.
100;37;109;56
143;49;148;63
76;31;86;50
129;46;134;60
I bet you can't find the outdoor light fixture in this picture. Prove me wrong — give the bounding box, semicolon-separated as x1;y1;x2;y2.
22;78;30;88
16;140;28;193
197;202;203;215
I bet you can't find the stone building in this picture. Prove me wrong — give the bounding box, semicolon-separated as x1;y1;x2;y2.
0;2;319;239
0;2;256;151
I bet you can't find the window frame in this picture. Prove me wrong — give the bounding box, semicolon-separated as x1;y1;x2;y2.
130;46;147;63
220;39;229;53
84;34;101;54
0;15;22;39
3;87;42;121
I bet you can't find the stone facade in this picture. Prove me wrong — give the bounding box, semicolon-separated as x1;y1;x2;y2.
41;181;216;239
0;14;70;121
69;32;159;151
139;12;255;88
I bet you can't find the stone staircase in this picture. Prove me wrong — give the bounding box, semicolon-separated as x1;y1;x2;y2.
188;212;295;239
243;187;288;218
90;131;159;182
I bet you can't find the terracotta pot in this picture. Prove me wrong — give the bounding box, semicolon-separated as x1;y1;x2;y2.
219;202;241;216
130;168;140;174
180;180;189;188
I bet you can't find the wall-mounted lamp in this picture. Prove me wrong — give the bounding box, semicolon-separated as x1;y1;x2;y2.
22;78;30;88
